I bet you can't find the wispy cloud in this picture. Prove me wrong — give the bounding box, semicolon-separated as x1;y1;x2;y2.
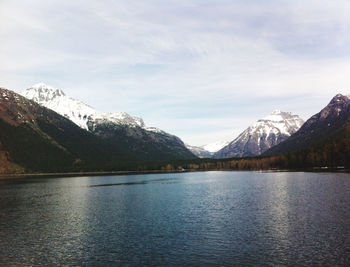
1;0;350;145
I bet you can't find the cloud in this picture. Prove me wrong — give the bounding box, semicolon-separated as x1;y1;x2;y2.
1;0;350;145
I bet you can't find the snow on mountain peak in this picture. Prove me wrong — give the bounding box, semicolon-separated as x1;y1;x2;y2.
257;110;304;136
32;82;55;89
185;140;230;158
21;83;145;130
261;110;294;122
31;82;65;96
213;111;304;158
271;109;282;115
201;140;230;153
24;83;66;103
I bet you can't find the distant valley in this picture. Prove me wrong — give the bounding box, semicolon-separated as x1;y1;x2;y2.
187;110;304;158
0;83;349;174
163;93;350;171
185;140;229;158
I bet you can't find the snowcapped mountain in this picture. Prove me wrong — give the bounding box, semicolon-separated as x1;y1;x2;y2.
186;140;230;158
21;83;147;131
202;140;230;153
185;144;212;158
213;110;304;158
264;94;350;156
20;83;196;160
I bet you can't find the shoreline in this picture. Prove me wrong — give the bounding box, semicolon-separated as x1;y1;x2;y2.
0;167;349;180
0;169;189;180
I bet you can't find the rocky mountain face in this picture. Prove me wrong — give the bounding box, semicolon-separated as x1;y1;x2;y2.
0;87;124;173
263;94;350;156
0;86;195;173
21;83;145;130
214;110;304;158
21;83;195;161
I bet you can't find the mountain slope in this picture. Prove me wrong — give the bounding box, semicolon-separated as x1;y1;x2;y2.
202;140;230;153
214;110;304;158
263;94;350;156
186;141;229;158
185;144;213;158
21;83;145;130
0;87;195;173
21;83;195;161
155;122;350;172
0;87;128;172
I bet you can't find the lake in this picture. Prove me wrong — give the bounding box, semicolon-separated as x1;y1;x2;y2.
1;171;350;266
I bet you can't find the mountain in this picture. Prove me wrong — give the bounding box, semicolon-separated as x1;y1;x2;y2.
263;94;350;156
0;86;195;173
213;110;304;158
185;144;212;158
21;83;145;130
0;87;134;173
157;97;350;170
21;83;195;161
157;119;350;171
186;140;230;158
202;140;230;153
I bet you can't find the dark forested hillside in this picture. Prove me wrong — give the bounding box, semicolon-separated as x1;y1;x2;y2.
152;117;350;172
263;94;350;156
0;88;194;174
1;88;349;175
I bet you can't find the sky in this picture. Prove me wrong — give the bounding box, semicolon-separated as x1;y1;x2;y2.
2;0;350;146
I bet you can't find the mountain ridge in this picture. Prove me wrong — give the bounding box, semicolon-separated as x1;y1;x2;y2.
214;110;304;158
0;86;196;173
21;83;145;130
0;88;349;173
21;83;195;160
263;93;350;156
186;140;230;158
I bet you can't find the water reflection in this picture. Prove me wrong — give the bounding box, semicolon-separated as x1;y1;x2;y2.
1;172;350;265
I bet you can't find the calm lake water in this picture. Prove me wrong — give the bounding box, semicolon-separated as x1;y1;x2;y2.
1;171;350;266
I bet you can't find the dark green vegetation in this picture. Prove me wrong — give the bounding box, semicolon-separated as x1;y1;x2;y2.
155;94;350;171
264;94;350;156
0;88;194;174
91;122;194;162
1;88;349;175
154;118;350;171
